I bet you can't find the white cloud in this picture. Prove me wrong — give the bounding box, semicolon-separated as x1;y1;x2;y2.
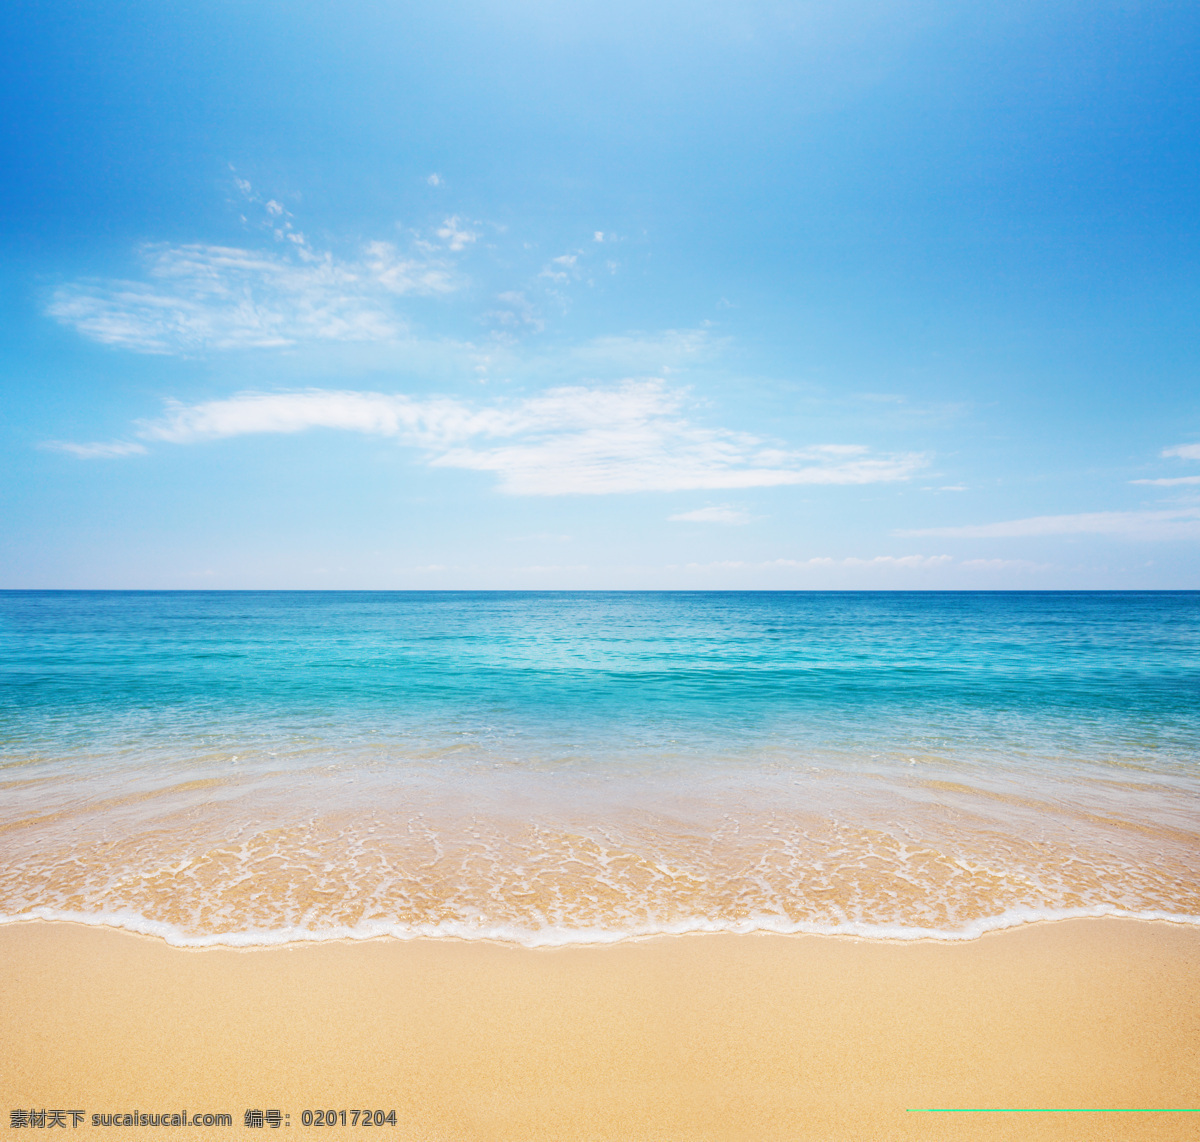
899;506;1200;541
547;329;720;374
806;444;868;457
688;555;954;570
540;253;580;283
957;558;1053;572
48;240;457;354
669;505;751;524
137;389;495;447
678;555;1058;577
1130;443;1200;484
68;380;928;496
435;216;476;251
425;383;926;495
361;242;455;295
427;173;443;187
487;291;543;332
843;554;952;568
1131;475;1200;487
43;440;148;460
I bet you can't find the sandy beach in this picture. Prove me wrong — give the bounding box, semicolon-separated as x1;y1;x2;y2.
3;918;1198;1141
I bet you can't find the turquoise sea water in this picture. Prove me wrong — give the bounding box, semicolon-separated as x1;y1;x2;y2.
1;591;1197;945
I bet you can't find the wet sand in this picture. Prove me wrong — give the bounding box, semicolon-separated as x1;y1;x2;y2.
2;918;1198;1141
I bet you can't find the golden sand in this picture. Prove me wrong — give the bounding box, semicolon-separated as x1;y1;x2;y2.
2;918;1198;1141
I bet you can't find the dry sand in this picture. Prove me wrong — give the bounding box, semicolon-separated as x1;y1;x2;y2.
2;918;1198;1141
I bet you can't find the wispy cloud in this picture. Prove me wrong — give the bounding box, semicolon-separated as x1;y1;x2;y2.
683;555;1053;573
486;291;544;333
1130;475;1200;487
899;506;1200;541
422;384;926;495
957;558;1054;572
62;380;928;496
466;328;721;386
669;505;751;524
688;555;954;570
137;388;494;446
42;440;148;460
1132;443;1200;484
540;253;579;283
48;239;458;355
435;216;477;251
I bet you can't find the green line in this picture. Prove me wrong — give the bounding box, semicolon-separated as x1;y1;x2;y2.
907;1109;1200;1113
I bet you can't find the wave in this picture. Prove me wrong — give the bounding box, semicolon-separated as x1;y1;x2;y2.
5;903;1199;949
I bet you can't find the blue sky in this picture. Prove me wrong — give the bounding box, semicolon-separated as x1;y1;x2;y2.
3;0;1198;588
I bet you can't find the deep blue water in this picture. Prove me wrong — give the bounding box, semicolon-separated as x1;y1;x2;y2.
3;590;1198;765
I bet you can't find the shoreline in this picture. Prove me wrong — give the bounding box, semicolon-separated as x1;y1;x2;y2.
4;917;1198;1140
5;903;1200;951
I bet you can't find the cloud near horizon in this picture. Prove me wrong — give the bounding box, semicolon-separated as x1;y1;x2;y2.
55;381;929;496
693;555;955;570
899;505;1200;541
681;555;1053;574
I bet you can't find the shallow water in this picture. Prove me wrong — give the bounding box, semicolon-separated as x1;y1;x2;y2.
1;590;1197;945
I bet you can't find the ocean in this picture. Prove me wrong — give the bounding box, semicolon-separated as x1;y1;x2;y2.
1;590;1197;946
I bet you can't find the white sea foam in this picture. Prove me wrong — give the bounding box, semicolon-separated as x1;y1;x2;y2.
4;903;1198;950
3;765;1197;955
